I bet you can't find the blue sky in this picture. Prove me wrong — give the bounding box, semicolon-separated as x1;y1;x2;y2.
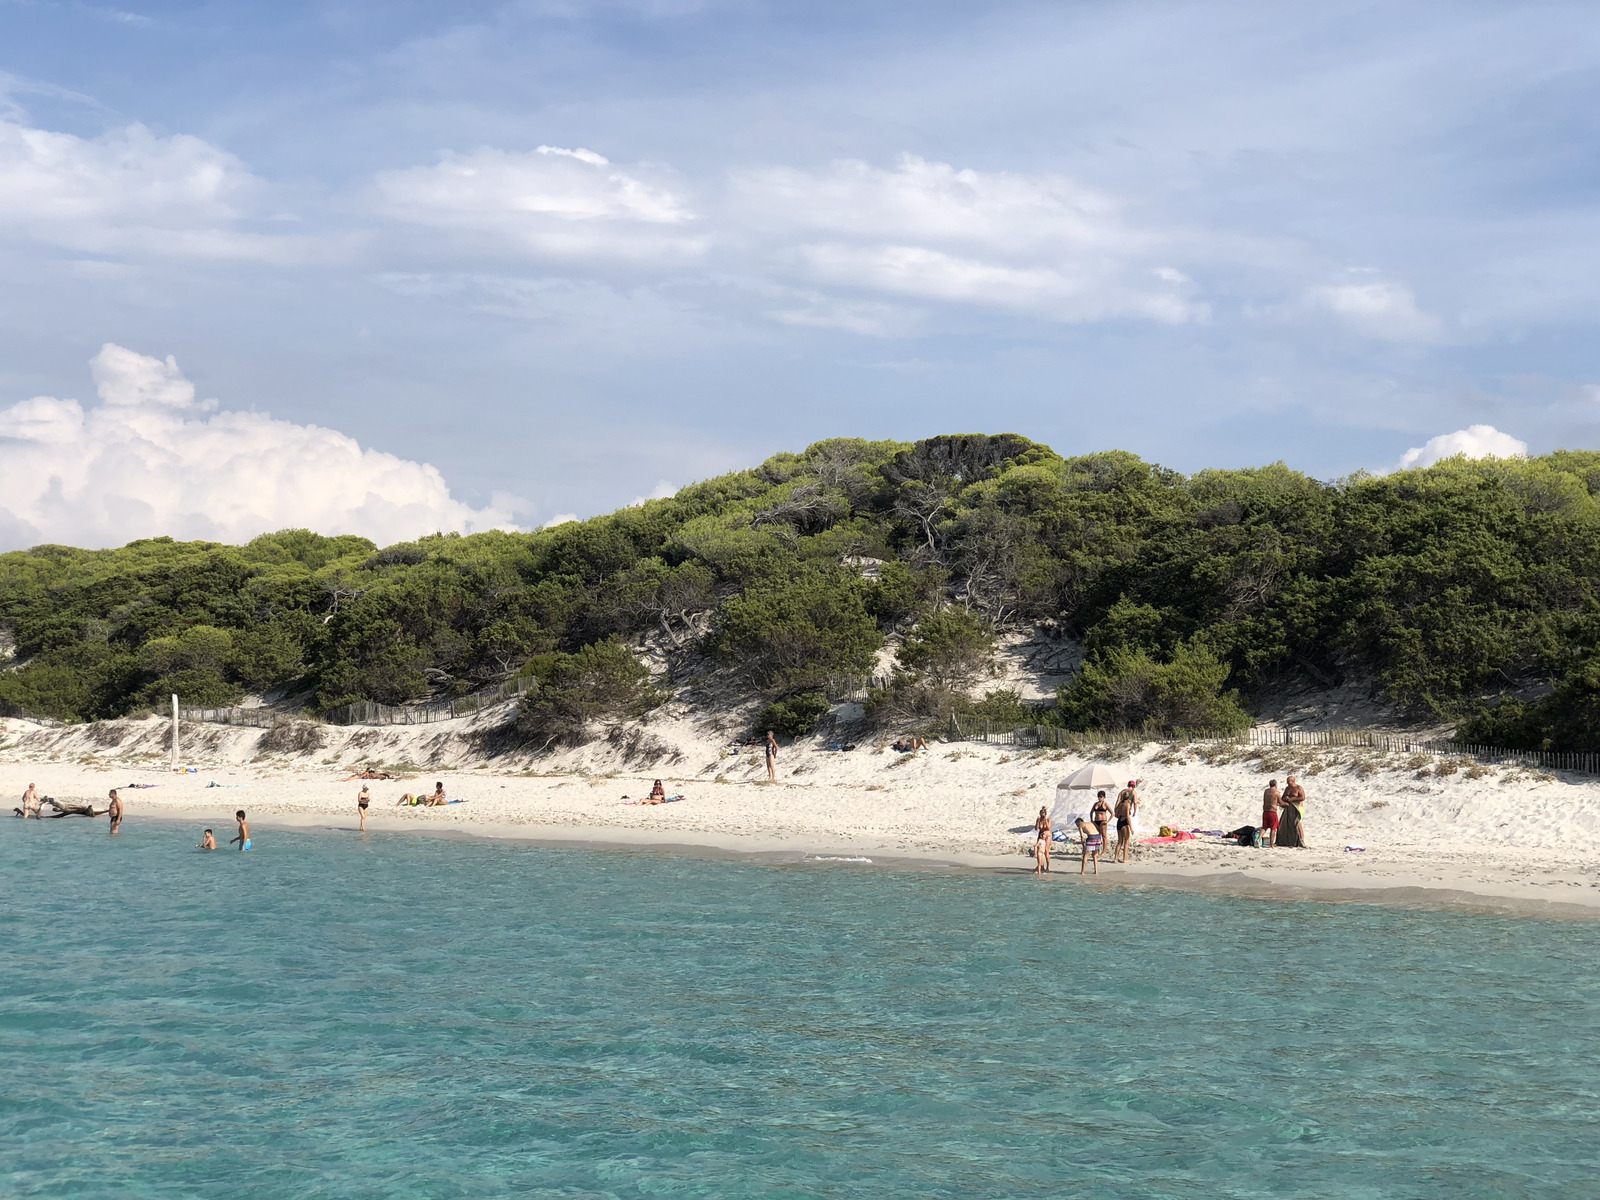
0;0;1597;546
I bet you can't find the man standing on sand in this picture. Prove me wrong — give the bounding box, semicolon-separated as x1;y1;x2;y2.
1262;779;1282;847
765;730;778;782
1114;780;1138;863
107;789;123;836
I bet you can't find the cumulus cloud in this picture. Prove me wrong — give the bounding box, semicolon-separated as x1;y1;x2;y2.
631;480;678;506
733;155;1200;324
1398;424;1528;470
0;118;305;260
0;344;515;551
373;145;703;261
1308;275;1443;342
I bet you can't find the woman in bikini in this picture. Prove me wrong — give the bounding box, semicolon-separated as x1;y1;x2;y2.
1033;805;1052;872
357;784;370;831
1090;790;1112;847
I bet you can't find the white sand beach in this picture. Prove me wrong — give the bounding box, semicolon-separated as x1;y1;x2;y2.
6;709;1599;917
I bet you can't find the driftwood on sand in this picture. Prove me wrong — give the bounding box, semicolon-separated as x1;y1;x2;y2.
12;797;108;819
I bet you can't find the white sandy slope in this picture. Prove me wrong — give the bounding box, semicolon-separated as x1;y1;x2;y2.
4;709;1599;916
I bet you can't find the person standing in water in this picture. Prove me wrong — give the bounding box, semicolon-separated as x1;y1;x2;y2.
1033;805;1052;872
20;783;40;819
230;810;251;852
1114;781;1138;863
765;731;778;782
357;784;370;831
198;829;216;850
107;789;123;836
1261;779;1282;847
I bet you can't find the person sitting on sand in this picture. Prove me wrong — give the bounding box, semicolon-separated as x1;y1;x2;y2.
643;779;667;805
198;829;216;851
426;782;447;806
1076;817;1105;874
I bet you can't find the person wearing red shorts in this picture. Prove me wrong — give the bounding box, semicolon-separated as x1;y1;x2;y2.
1261;779;1282;847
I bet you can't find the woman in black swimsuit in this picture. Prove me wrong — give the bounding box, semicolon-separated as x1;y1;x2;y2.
1090;791;1112;846
357;784;370;831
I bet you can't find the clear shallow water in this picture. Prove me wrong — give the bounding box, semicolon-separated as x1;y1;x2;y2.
2;821;1598;1199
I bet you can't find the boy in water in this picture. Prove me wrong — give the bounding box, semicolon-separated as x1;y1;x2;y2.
229;810;251;852
198;829;216;850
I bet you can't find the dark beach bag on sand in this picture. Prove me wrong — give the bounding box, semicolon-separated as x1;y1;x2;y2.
1236;825;1258;847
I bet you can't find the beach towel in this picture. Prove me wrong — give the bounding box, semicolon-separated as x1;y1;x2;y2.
624;796;684;806
1140;832;1196;844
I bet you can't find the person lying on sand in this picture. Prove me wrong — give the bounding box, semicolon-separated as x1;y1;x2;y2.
342;769;394;781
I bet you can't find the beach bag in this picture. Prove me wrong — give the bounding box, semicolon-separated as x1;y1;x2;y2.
1252;828;1269;848
1236;825;1258;847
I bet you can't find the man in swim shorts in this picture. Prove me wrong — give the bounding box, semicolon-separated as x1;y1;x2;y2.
20;783;40;819
1074;817;1104;874
1114;781;1138;863
230;809;251;852
1261;779;1282;847
107;789;123;836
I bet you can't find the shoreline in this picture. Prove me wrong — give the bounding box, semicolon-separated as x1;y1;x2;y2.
118;807;1600;922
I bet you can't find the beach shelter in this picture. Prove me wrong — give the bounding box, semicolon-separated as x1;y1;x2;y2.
1050;764;1121;823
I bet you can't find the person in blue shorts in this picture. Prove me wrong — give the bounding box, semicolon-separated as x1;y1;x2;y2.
229;809;251;852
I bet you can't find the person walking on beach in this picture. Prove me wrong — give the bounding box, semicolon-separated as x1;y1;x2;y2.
107;789;123;836
357;784;370;830
1261;779;1281;847
230;810;251;852
765;731;778;782
1034;805;1052;872
1090;790;1112;846
1114;781;1138;863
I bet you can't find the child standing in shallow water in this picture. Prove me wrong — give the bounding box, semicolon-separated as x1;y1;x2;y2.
230;810;251;852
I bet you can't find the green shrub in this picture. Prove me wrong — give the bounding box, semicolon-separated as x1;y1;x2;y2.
896;607;994;688
755;691;831;737
1057;641;1249;734
517;638;661;748
713;567;881;690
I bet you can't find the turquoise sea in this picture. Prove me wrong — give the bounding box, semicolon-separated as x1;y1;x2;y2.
2;819;1597;1198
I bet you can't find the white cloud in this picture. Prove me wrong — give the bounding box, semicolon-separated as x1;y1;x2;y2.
1398;424;1527;470
541;514;578;528
734;155;1200;324
373;145;703;261
0;344;514;551
0;119;304;260
631;480;677;506
1308;275;1443;342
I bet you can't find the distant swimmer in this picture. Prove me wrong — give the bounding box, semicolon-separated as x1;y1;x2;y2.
230;809;251;852
198;829;216;851
107;789;123;836
357;784;370;831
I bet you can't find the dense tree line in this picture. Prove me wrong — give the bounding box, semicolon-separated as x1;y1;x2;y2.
2;434;1597;749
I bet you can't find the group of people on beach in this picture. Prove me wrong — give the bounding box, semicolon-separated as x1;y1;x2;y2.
14;783;123;831
1032;781;1141;875
1249;776;1308;848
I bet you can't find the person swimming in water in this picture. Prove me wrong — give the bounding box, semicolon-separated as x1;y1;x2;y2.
198;829;216;850
229;810;251;852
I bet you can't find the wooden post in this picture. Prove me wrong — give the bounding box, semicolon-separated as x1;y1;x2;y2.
171;693;179;772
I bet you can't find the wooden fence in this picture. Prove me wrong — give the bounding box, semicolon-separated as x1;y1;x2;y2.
321;677;531;727
946;718;1600;776
178;705;279;729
